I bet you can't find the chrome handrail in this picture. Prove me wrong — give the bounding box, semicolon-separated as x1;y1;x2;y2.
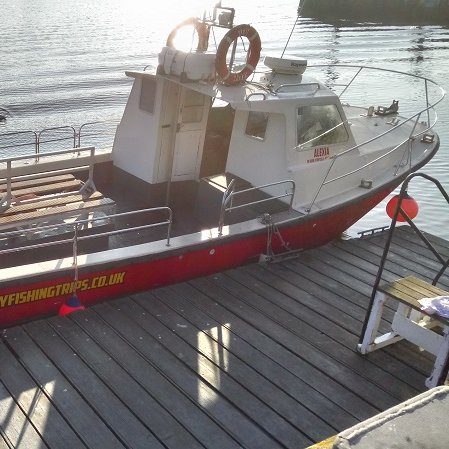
218;179;295;235
297;96;439;155
302;64;445;212
79;121;100;147
0;145;94;164
0;130;38;154
246;92;267;101
306;113;438;212
296;121;347;150
0;146;97;212
38;126;76;154
275;82;320;93
0;120;119;156
78;120;120;148
0;206;173;257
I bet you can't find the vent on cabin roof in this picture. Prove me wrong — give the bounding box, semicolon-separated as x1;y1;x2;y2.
263;56;307;75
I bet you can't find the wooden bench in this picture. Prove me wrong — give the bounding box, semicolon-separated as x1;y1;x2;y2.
0;194;115;231
0;174;116;269
358;275;449;388
0;147;116;262
0;173;115;231
0;173;79;194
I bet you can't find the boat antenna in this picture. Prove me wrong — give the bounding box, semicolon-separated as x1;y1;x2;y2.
281;1;304;58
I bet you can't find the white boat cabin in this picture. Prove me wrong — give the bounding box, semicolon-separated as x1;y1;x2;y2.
112;56;356;209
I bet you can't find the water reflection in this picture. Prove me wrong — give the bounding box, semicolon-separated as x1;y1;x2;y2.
1;0;448;237
323;25;341;85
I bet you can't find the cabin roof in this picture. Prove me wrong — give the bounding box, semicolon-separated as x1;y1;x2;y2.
126;70;339;111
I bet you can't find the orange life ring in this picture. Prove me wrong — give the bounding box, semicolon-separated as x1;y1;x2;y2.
166;17;210;52
215;24;261;85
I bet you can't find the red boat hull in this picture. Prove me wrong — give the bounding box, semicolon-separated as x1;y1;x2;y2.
0;187;391;327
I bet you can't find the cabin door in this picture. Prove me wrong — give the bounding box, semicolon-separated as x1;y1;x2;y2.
171;88;210;182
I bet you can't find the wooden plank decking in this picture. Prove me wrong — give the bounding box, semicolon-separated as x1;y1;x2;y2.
0;226;446;449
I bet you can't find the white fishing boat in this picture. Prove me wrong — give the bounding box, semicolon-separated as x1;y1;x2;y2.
0;3;444;326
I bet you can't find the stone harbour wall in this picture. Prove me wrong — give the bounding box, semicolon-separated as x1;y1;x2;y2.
300;0;449;23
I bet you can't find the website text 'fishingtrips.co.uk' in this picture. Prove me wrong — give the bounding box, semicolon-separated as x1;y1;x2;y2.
0;272;126;308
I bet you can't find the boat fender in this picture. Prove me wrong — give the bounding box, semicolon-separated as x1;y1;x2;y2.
215;24;261;85
166;17;210;52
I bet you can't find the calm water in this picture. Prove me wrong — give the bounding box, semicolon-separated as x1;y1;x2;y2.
1;0;449;238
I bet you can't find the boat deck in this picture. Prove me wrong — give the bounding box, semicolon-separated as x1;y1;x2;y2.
0;168;295;269
0;225;444;449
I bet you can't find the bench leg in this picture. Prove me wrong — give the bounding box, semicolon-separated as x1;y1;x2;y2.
358;292;388;354
0;191;12;213
358;291;405;354
426;325;449;388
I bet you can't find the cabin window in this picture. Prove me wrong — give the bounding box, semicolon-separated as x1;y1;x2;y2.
181;90;205;123
297;105;348;148
139;77;157;113
245;111;269;140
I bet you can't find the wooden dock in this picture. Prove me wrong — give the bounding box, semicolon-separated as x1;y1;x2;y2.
0;225;445;449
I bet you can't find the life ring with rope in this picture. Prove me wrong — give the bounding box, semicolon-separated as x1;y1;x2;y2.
215;24;261;85
166;17;210;52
